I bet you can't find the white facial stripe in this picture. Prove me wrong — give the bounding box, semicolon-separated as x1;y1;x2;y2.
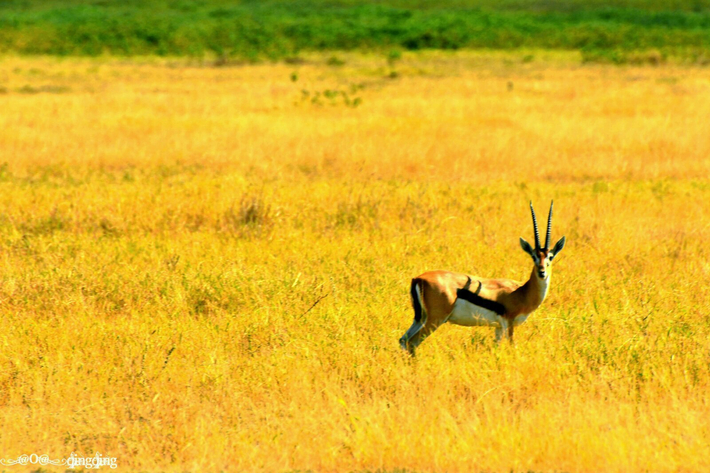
538;274;550;299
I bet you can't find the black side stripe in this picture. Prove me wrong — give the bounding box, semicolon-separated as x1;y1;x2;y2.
456;285;507;316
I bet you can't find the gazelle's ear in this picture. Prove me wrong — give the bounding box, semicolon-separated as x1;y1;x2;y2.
549;236;566;260
520;237;535;256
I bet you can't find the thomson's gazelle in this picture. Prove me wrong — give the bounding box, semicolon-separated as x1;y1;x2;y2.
400;201;566;355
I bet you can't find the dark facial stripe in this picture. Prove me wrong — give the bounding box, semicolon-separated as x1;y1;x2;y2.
456;287;506;316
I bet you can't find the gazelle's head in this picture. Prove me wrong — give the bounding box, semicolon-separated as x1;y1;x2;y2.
519;201;566;280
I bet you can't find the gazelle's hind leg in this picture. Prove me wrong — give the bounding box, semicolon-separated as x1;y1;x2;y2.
399;278;451;355
399;319;425;352
400;319;444;355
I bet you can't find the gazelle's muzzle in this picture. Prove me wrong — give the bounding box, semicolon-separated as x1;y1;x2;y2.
537;266;547;279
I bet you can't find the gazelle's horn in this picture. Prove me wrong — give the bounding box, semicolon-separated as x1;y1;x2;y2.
545;200;554;250
530;201;541;250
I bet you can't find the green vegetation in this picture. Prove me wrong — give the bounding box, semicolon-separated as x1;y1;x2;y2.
2;0;710;62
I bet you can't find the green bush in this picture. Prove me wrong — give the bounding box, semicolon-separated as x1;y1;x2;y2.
1;1;710;60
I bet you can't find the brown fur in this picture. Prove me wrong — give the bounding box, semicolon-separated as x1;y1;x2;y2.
400;265;551;353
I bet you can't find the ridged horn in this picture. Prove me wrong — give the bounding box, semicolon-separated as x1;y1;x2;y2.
545;200;554;250
530;201;541;250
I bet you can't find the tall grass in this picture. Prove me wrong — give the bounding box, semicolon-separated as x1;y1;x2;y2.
1;53;709;471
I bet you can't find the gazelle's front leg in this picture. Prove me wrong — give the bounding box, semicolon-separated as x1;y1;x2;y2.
494;317;512;343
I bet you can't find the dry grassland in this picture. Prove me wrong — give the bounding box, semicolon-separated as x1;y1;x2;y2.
1;52;710;472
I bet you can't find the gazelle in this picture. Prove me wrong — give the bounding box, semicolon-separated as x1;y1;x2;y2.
399;201;566;355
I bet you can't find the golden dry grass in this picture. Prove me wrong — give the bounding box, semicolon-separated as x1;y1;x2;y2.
1;52;710;472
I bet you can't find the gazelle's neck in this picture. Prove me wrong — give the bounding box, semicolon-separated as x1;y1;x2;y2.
523;266;550;310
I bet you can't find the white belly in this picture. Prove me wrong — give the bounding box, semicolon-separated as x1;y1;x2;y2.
447;298;501;327
513;314;529;326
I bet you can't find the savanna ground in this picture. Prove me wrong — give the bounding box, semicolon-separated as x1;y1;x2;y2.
1;51;710;471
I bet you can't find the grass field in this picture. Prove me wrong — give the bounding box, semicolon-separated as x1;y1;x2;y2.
1;52;710;471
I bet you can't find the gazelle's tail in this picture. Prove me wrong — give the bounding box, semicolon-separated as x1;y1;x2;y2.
410;278;424;323
401;278;428;354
